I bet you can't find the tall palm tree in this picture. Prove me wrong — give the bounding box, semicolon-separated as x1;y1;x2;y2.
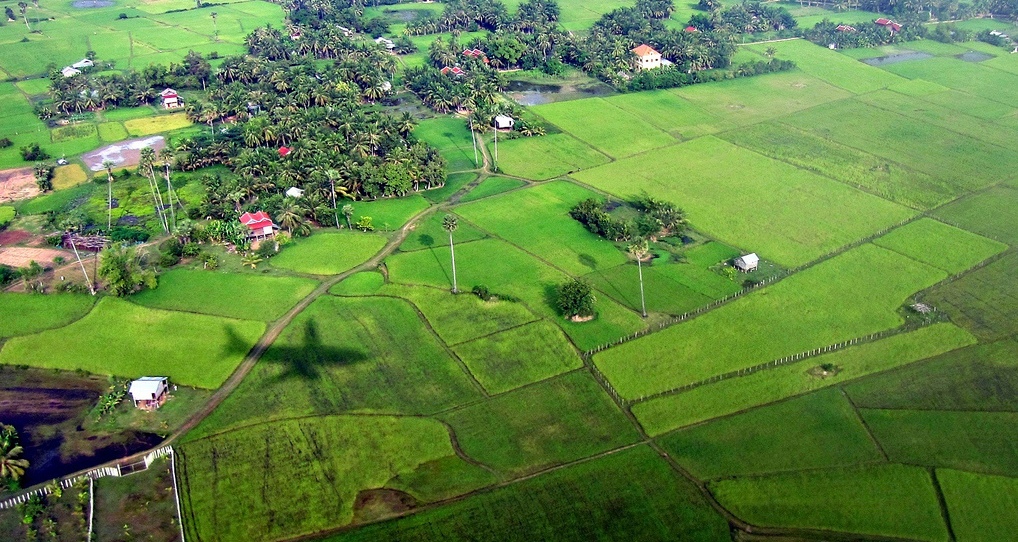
158;148;177;229
103;160;115;229
627;237;649;318
276;202;303;234
442;214;459;293
0;425;29;482
139;147;169;233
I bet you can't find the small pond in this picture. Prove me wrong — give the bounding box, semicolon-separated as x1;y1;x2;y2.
956;51;994;62
506;80;615;105
71;0;115;7
860;51;933;66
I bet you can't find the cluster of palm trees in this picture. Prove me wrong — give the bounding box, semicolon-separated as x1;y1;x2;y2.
405;0;510;35
137;147;180;234
698;2;798;33
0;424;29;488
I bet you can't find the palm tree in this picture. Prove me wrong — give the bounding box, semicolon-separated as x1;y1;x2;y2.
0;425;29;482
276;202;303;234
341;204;354;230
627;237;649;318
103;160;115;229
139;147;169;233
442;214;459;293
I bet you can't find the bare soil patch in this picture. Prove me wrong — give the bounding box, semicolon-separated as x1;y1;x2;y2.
0;167;40;203
0;229;32;246
81;136;165;172
352;488;418;523
0;246;69;268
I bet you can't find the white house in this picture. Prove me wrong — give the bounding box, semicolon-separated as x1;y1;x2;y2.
375;37;395;50
71;58;94;69
493;115;514;130
160;88;181;109
129;377;169;410
61;66;81;78
734;253;759;272
632;44;662;70
285;187;305;198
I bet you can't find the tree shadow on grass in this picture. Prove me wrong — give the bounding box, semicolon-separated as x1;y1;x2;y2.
417;233;435;248
223;320;367;383
579;253;599;271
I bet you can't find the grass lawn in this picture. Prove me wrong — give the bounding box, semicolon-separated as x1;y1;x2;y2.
458;176;527;203
877;56;1018;107
862;409;1018;476
574;136;914;267
15;183;96;215
872;218;1006;274
440;371;640;477
343;194;430;231
123;113;192;136
398;211;487;252
329;271;385;296
0;297;264;388
633;323;975;435
531;98;677;159
0;293;96;338
845;339;1018;412
710;465;948;542
743;39;907;94
938;469;1018;542
421;171;477;203
661;388;883;479
585;259;736;315
271;231;387;275
324;445;730;542
455;181;629;275
606;89;721;139
452;320;583;394
596;244;949;400
179;415;490;542
934;186;1018;246
413;117;480;173
184;296;482;439
384;237;647;350
130;269;318;320
489;133;609;180
925;252;1018;341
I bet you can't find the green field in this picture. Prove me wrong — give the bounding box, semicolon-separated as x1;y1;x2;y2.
745;39;907;94
711;465;948;541
325;445;729;542
489;133;609;180
131;269;319;320
661;389;883;479
935;186;1018;245
605;89;721;139
633;323;976;435
398;211;488;252
271;231;387;275
329;271;385;296
0;293;96;338
574;136;914;267
457;176;527;203
939;469;1018;542
877;56;1018;107
343;194;430;230
596;243;949;399
872;218;1005;274
0;297;264;388
925;253;1018;341
440;371;639;476
413;117;481;172
421;171;478;203
532;98;677;158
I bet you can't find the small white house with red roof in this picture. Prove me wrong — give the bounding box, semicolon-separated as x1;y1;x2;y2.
440;66;466;77
161;88;181;109
874;18;902;32
240;211;278;240
632;44;662;70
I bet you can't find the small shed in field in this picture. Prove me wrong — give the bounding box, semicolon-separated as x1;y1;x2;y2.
734;253;759;272
129;377;169;410
493;115;514;130
61;66;81;78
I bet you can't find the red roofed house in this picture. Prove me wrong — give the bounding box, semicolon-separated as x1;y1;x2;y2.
278;146;291;157
632;44;662;70
874;18;902;32
684;25;698;32
161;88;181;109
440;66;466;77
240;211;278;240
836;24;857;32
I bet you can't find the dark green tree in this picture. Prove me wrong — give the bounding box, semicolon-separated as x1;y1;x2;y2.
557;279;595;319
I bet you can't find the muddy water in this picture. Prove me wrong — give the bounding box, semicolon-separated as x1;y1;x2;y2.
506;80;616;106
957;51;994;62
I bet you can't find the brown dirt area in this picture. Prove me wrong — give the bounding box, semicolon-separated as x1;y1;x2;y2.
0;229;32;245
81;135;165;172
0;246;70;267
0;167;40;203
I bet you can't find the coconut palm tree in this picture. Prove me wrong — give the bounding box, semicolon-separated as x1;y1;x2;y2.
627;237;649;318
341;204;354;230
276;202;303;234
0;425;29;482
103;160;115;229
442;214;459;293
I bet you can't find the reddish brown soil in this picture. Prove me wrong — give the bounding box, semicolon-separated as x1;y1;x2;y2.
352;488;418;524
0;167;39;203
0;246;69;267
0;229;31;245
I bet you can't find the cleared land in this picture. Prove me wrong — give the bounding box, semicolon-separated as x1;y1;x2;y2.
131;269;319;320
0;297;264;388
271;232;387;275
531;98;677;158
490;133;609;180
0;293;96;338
710;465;948;542
573;136;914;267
939;469;1018;542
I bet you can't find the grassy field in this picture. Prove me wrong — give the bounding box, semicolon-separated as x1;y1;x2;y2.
325;445;729;542
745;39;907;94
877;56;1018;107
710;465;948;541
421;171;477;203
0;293;96;338
124;113;192;136
531;98;677;158
413;117;481;173
271;231;387;275
605;89;721;139
51;164;89;190
934;186;1018;245
452;320;583;394
573;136;914;267
184;296;481;439
938;469;1018;542
0;297;264;388
398;210;487;252
661;388;883;479
632;323;975;435
872;218;1006;274
329;271;385;296
455;181;629;275
179;415;489;542
131;269;318;320
440;371;640;477
489;133;609;180
596;243;949;399
457;176;527;203
863;409;1018;476
343;194;430;230
925;253;1018;341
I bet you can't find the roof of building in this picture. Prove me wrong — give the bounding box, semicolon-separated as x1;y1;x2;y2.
61;67;81;77
735;253;760;267
240;211;275;230
632;44;660;57
836;24;857;32
494;114;514;126
71;58;94;69
441;66;465;76
129;377;167;400
285;187;304;198
161;88;178;98
278;146;291;157
684;25;698;32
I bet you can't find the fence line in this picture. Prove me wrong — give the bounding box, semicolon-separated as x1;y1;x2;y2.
86;477;94;542
170;448;187;542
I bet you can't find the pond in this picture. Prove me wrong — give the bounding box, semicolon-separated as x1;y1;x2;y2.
506;79;616;106
956;51;995;62
860;51;933;66
71;0;115;7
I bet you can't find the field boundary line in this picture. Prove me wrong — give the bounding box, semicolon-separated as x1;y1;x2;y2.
929;468;958;542
840;387;891;462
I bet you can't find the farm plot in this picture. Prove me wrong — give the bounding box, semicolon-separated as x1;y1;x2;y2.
0;293;96;338
872;218;1005;274
343;194;430;230
184;296;481;439
877;56;1018;107
938;469;1018;542
452;320;583;394
660;388;883;479
924;253;1018;341
595;244;951;400
605;89;721;139
398;211;487;252
384;237;647;350
845;339;1018;412
455;181;629;275
457;176;526;203
421;171;477;203
710;465;948;542
179;415;491;542
585;258;739;316
531;98;677;158
329;271;385;296
0;297;264;388
781;98;1018;192
918;88;1016;121
130;269;318;320
721;121;957;209
324;445;729;542
934;186;1018;246
271;231;386;275
488;133;608;180
574;136;914;267
439;371;640;477
744;39;907;94
862;409;1018;476
413;117;480;172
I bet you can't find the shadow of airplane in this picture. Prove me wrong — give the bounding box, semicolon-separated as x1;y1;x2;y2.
221;320;368;383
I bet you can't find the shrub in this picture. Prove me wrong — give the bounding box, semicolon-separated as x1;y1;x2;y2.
0;137;12;148
109;226;150;243
19;142;49;161
181;242;201;257
0;264;16;286
557;279;595;319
